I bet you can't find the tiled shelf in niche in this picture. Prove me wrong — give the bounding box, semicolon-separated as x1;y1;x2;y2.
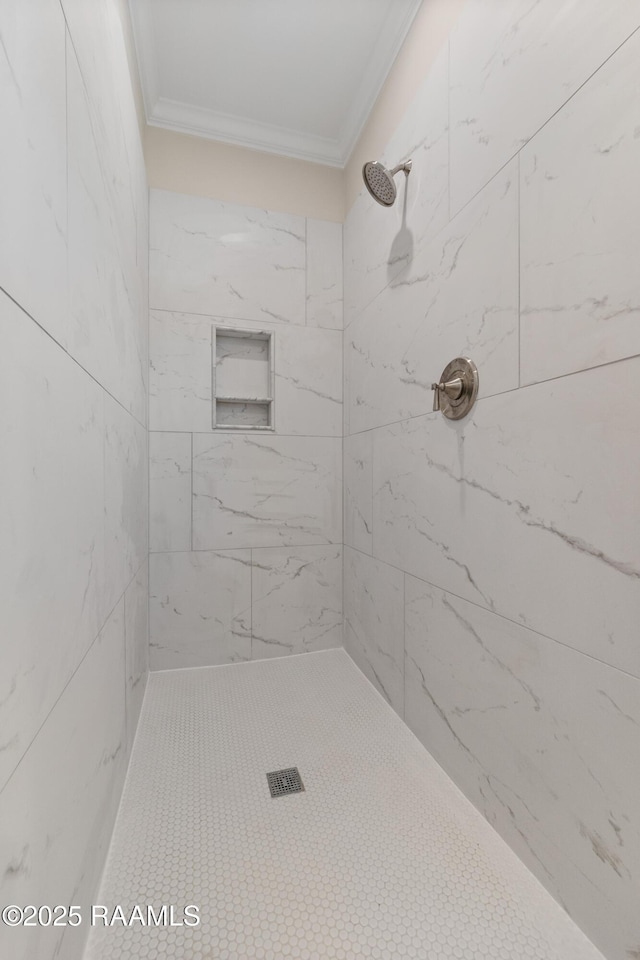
213;327;275;430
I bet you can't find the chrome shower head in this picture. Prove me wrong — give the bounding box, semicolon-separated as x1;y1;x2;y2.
362;158;412;206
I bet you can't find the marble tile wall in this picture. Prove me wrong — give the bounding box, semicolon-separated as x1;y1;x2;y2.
0;3;148;959
148;190;343;669
343;5;640;960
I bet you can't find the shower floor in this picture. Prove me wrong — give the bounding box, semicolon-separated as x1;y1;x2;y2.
85;649;603;960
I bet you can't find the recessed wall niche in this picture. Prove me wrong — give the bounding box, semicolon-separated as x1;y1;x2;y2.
213;327;275;430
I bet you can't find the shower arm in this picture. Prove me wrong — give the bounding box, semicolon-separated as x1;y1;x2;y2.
388;160;413;178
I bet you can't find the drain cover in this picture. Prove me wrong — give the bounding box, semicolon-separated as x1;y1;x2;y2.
266;767;304;798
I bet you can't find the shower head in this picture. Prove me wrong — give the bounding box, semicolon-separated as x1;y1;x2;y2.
362;158;412;206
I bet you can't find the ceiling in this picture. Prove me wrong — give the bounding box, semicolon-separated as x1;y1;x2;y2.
129;0;423;167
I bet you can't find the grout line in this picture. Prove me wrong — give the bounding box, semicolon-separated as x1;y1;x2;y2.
150;306;341;331
447;23;640;222
64;26;69;252
517;152;521;389
402;572;406;722
341;350;640;440
447;35;451;223
122;580;130;754
304;218;308;326
190;432;194;552
149;645;343;676
148;428;343;439
344;27;640;338
149;543;343;557
343;24;640;336
343;544;640;685
0;284;147;433
370;429;375;557
210;326;216;430
0;559;145;801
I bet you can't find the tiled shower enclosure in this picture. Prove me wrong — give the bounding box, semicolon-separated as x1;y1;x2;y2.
1;1;639;960
148;190;344;669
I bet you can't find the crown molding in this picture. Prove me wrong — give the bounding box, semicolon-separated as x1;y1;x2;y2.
128;0;158;120
148;98;345;167
130;0;423;169
339;0;423;164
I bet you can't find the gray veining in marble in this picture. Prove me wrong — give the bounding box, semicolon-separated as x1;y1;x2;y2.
404;577;640;960
343;547;404;715
306;218;343;329
150;310;342;437
0;291;105;793
67;43;147;424
252;545;343;659
149;310;213;432
124;561;149;754
340;4;640;959
149;432;192;552
449;0;640;214
0;600;127;960
0;8;148;957
149;550;252;669
344;47;449;323
344;431;373;555
372;357;640;678
0;0;68;340
104;393;148;616
150;189;306;325
520;29;640;385
346;163;518;434
192;434;342;550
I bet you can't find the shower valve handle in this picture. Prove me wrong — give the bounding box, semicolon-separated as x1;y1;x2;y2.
431;377;463;412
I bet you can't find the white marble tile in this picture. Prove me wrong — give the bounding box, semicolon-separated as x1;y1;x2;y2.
0;292;105;793
0;599;126;960
306;219;343;329
343;547;404;715
343;322;351;438
347;164;519;434
60;0;122;154
66;42;114;375
61;0;144;258
149;551;251;669
373;356;640;678
252;546;342;659
449;0;640;214
271;323;342;436
520;30;640;385
150;189;306;324
404;577;640;960
193;434;342;550
344;432;373;555
149;310;212;432
0;0;68;340
104;393;148;615
149;432;192;553
153;312;342;436
66;42;146;424
124;561;149;755
215;316;342;436
344;48;448;323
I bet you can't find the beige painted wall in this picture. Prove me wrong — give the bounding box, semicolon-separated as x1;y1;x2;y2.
344;0;466;213
138;0;466;221
145;126;345;221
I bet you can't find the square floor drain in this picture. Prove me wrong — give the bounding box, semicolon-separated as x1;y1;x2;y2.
266;767;304;798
